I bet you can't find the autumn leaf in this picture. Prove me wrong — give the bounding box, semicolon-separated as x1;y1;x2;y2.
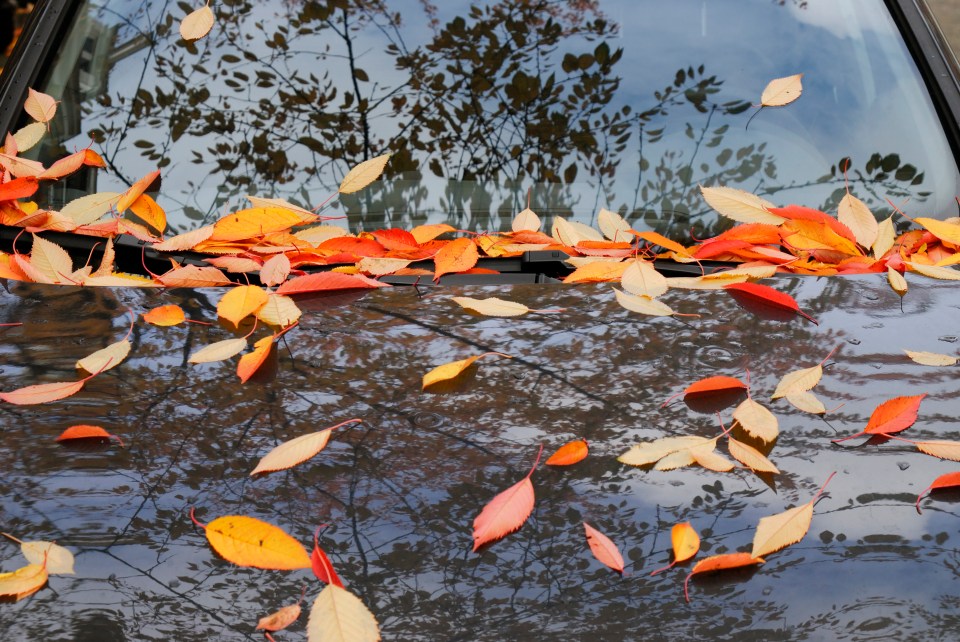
12;122;45;152
256;294;302;328
914;217;960;245
251;419;360;475
257;603;302;634
307;584;381;642
771;347;837;399
552;216;604;246
728;437;779;474
0;563;48;601
833;394;926;442
189;338;248;364
194;513;311;570
1;533;75;575
0;176;39;201
29;234;72;283
312;526;344;588
473;447;542;551
785;390;826;414
760;73;803;106
583;522;625;573
158;265;233;288
55;424;124;448
275;271;387;295
618;435;726;471
907;262;960;280
511;207;541;233
152;225;215;252
683;376;747;397
217;285;268;327
732;398;779;443
914;440;960;462
143;304;186;326
180;2;215;41
422;352;511;390
724;282;817;325
612;288;675;316
752;472;834;558
128;194;166;234
597;208;633;241
650;522;700;576
116;169;160;213
76;339;131;374
699;185;783;225
0;379;86;405
24;88;57;123
238;335;275;383
621;260;668;298
434;237;479;279
837;193;878;248
451;296;531;317
60;191;122;225
904;350;957;366
915;471;960;513
545;439;588;466
260;254;291;287
339;153;391;194
684;553;764;602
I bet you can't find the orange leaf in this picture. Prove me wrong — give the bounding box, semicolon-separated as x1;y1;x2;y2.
583;522;625;573
724;282;818;325
0;379;85;405
24;88;57;123
275;271;388;295
312;526;345;588
142;304;186;326
545;439;588;466
563;260;628;283
38;149;86;181
651;522;700;575
202;515;311;570
256;603;302;633
434;237;479;279
372;228;420;253
180;2;215;41
209;207;308;243
158;265;233;288
116;169;160;213
260;254;291;287
834;394;926;442
473;448;542;551
217;285;268;327
422;352;511;390
684;376;747;396
0;563;48;601
128;193;166;234
55;424;123;447
411;223;456;244
152;225;215;252
0;177;38;201
684;553;764;602
237;335;274;383
916;471;960;513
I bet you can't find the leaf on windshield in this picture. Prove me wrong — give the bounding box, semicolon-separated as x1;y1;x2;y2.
307;584;380;642
158;265;233;287
1;533;75;575
0;176;38;202
38;149;87;181
699;185;783;225
473;447;542;551
0;152;44;178
238;335;274;383
339;153;391;194
752;473;833;558
128;194;166;234
55;424;123;448
887;267;908;296
24;88;57;124
217;285;268;327
116;170;160;213
260;254;291;287
152;225;215;252
180;3;215;41
904;350;957;366
564;260;628;283
785;390;826;415
597;208;632;241
198;514;311;570
28;234;72;283
451;296;531;317
251;419;360;476
434;237;479;279
142;304;186;326
0;563;48;601
422;352;511;391
651;521;700;576
189;338;248;364
12;122;45;152
621;259;667;298
837;193;878;249
760;73;803;107
275;271;387;295
256;294;301;328
256;602;302;635
907;261;960;280
59;191;122;225
545;439;588;466
512;207;540;233
312;526;344;588
583;522;625;573
724;282;818;325
612;288;674;316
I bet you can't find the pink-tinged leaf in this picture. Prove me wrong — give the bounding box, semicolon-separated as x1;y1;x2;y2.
158;265;232;288
260;254;291;287
275;271;388;295
38;150;86;180
152;225;215;252
0;153;45;178
583;522;625;573
24;88;58;123
312;526;345;588
1;380;85;405
472;447;542;551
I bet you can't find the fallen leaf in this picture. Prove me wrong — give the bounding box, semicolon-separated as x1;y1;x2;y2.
728;437;779;474
0;176;38;201
0;379;86;405
511;208;540;233
201;515;311;570
907;262;960;280
915;440;960;462
217;285;268;328
914;217;960;245
915;471;960;513
785;390;826;414
887;267;908;296
684;553;764;602
143;304;186;326
732;398;779;443
834;394;926;442
30;234;72;283
12;122;45;152
597;208;633;241
180;2;215;41
306;584;380;642
76;339;131;374
256;294;302;328
275;271;387;295
751;472;834;558
2;533;75;575
339;153;391;194
189;338;248;364
128;193;166;234
760;73;803;107
699;185;783;225
651;522;700;576
451;296;530;317
55;424;123;448
621;260;668;298
434;237;479;279
312;526;344;588
260;254;291;287
251;419;360;475
904;350;957;366
772;363;824;399
152;225;215;252
612;288;675;316
116;169;160;213
0;563;47;601
545;439;588;466
683;376;747;397
256;603;302;633
158;265;233;287
422;352;511;390
24;88;58;123
552;216;604;246
873;216;895;259
837;193;878;249
583;522;625;573
724;282;817;325
473;448;542;551
565;260;629;283
237;335;274;383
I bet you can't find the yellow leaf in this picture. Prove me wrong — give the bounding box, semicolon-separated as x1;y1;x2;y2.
732;398;779;443
422;352;511;390
0;563;47;600
907;262;960;280
251;420;359;475
904;350;957;367
699;185;783;225
24;88;58;123
760;73;803;107
20;542;74;575
451;296;530;317
76;339;131;374
356;256;412;276
621;260;668;298
217;285;268;327
153;225;215;252
204;515;311;570
771;364;822;399
339;153;391;194
552;216;603;246
915;440;960;461
128;193;166;234
293;225;350;246
189;338;248;364
30;234;72;283
256;294;301;328
672;522;700;563
665;274;750;290
654;449;698;471
60;191;122;225
512;208;541;233
751;503;813;558
690;441;734;472
915;217;960;245
887;267;908;297
619;436;712;468
12;122;46;152
873;216;895;259
563;259;628;283
728;437;780;474
307;584;381;642
209;207;309;243
180;3;215;41
785;390;826;414
613;288;674;316
246;195;315;220
597;208;632;241
837;193;878;248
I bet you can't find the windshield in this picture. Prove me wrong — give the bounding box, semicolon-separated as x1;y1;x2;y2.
23;0;960;239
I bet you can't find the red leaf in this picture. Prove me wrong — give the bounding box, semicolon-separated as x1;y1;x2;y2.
372;228;420;253
916;471;960;513
0;177;39;201
583;522;625;573
768;204;858;243
684;376;747;396
316;236;386;260
545;440;588;466
683;553;764;602
865;394;926;435
275;271;389;295
55;424;124;447
472;447;542;551
723;282;818;325
311;527;344;588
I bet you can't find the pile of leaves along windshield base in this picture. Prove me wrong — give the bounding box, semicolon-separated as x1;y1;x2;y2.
5;65;960;639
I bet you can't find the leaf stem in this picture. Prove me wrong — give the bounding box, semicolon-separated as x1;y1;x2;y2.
188;507;207;529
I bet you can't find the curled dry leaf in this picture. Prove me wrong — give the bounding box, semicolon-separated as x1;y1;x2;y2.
451;296;530;317
904;350;957;367
473;448;542;551
545;439;588;466
312;526;344;588
189;338;247;364
583;522;625;573
422;352;511;390
55;424;123;448
732;398;779;443
251;419;361;476
200;515;311;570
142;304;186;326
915;471;960;513
760;73;803;107
684;553;764;602
2;533;75;575
257;603;302;633
307;584;381;642
0;563;48;601
180;2;215;41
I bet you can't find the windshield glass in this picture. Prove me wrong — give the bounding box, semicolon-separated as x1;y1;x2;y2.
23;0;960;239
